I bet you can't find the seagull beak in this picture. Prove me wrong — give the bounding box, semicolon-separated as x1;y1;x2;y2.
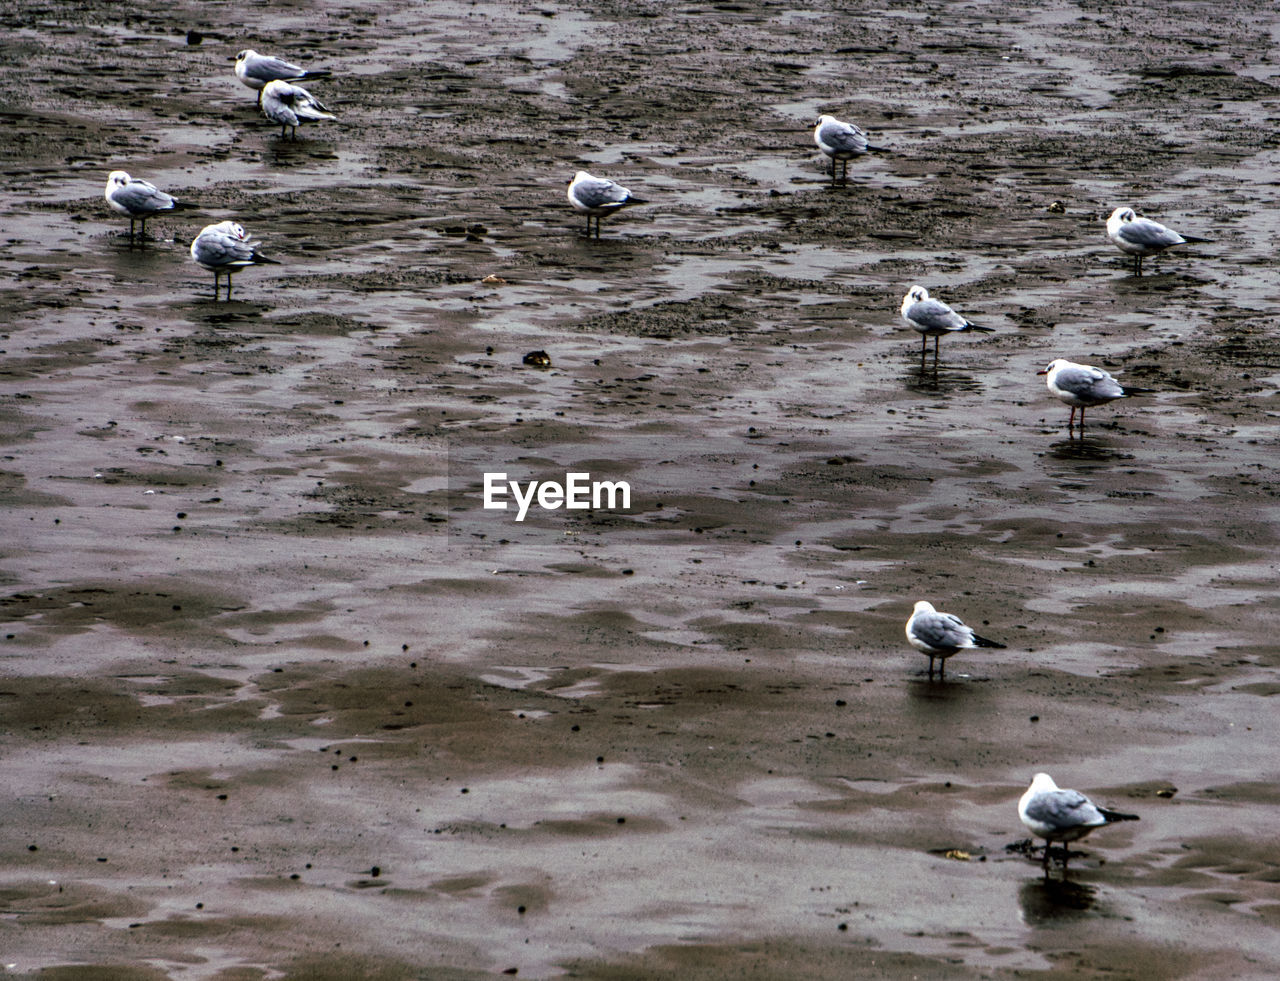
1035;369;1048;375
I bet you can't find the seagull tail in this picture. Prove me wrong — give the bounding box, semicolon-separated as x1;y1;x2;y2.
251;250;282;266
1098;806;1140;823
964;322;995;333
171;200;200;212
971;634;1006;649
866;144;889;154
300;69;333;81
1120;385;1155;396
1179;234;1211;244
624;196;649;207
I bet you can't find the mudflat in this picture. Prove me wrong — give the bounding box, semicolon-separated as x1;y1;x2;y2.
2;1;1279;978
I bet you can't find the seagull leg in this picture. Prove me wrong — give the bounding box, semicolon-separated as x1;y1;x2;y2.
139;217;147;244
227;274;233;301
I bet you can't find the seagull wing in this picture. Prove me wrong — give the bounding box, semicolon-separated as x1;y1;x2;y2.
113;180;175;215
911;610;974;650
906;298;967;332
818;119;868;155
1024;788;1105;832
1118;217;1184;249
573;176;630;210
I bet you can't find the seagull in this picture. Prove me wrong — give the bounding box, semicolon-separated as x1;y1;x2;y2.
900;285;994;361
813;114;882;186
1038;358;1153;433
261;80;336;139
189;220;280;301
1018;772;1139;876
904;600;1006;679
1105;206;1209;275
104;171;176;243
566;170;647;238
235;49;332;105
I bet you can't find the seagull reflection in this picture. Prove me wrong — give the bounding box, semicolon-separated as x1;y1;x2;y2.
1017;877;1097;926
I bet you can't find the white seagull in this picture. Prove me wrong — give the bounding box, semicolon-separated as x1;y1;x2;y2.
235;49;332;105
1105;206;1208;275
1018;772;1139;876
104;171;176;243
261;80;336;140
904;600;1005;679
900;285;994;361
813;114;881;186
1038;358;1152;432
189;220;280;301
567;170;647;238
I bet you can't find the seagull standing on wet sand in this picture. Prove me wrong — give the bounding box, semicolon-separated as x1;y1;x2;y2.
189;220;280;301
567;170;647;238
900;285;994;362
235;49;332;105
1105;206;1209;275
1018;772;1139;877
104;170;176;244
261;80;336;140
1038;358;1153;433
813;114;880;186
904;600;1006;680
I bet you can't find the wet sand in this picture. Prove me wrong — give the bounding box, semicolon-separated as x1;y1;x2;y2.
3;1;1280;978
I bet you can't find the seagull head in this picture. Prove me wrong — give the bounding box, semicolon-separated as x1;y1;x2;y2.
901;284;929;315
911;599;936;616
1028;772;1059;793
235;49;255;64
1107;207;1136;235
106;170;130;190
1036;358;1064;377
208;220;248;240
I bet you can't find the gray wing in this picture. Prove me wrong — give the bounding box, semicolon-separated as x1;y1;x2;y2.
292;87;334;119
1057;364;1123;402
913;610;974;650
193;231;255;269
1118;217;1184;249
906;298;967;332
1024;789;1104;832
819;119;868;155
113;181;175;216
573;177;630;210
243;53;306;83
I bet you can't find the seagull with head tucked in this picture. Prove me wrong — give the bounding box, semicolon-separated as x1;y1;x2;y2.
189;220;280;301
813;114;883;186
567;170;647;238
1105;206;1208;275
1019;772;1139;877
261;79;336;140
900;285;994;361
905;600;1005;680
104;170;176;243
